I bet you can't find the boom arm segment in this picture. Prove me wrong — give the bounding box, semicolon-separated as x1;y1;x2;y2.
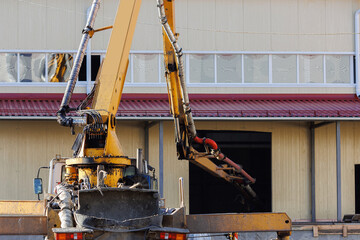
157;0;258;202
56;0;142;189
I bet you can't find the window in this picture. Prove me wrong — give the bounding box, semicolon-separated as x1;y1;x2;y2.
19;53;46;82
0;51;354;86
0;53;17;82
79;55;101;81
326;55;350;84
189;54;214;83
272;55;297;83
299;55;323;83
244;55;269;83
133;54;159;83
47;53;74;82
216;54;242;83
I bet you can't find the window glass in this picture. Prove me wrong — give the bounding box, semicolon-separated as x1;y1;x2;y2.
326;55;350;84
48;53;74;82
244;55;269;83
299;55;323;83
217;54;242;83
125;56;131;83
160;53;165;83
0;53;17;82
91;55;101;81
19;53;46;82
133;54;158;83
189;54;214;83
272;55;297;83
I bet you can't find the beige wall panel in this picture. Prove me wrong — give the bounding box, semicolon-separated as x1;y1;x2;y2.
162;121;189;209
45;0;77;50
174;0;188;50
0;120;145;200
75;0;91;48
147;121;190;210
132;0;162;50
0;121;74;200
270;0;299;51
18;0;46;49
90;0;106;51
98;0;119;51
341;122;356;216
195;121;311;220
116;120;145;157
0;1;18;49
298;0;326;52
315;123;337;220
149;124;160;181
214;0;244;51
243;0;271;51
185;0;216;51
325;0;353;52
0;0;359;52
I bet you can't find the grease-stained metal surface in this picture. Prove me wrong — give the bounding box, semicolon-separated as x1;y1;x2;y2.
0;216;47;235
0;200;46;215
186;213;291;233
75;188;161;230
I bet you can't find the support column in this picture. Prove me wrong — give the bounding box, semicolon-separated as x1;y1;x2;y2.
159;121;164;198
310;123;316;222
144;122;149;161
336;121;342;222
309;121;333;223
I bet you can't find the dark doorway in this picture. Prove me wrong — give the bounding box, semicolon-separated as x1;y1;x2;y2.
355;165;360;214
189;130;272;214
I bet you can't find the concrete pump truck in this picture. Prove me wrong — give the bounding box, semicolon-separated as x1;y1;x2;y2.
0;0;292;239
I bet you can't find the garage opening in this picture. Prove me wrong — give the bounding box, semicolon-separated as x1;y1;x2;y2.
189;130;272;214
355;165;360;214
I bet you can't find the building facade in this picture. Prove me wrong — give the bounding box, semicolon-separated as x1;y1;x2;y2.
1;0;360;223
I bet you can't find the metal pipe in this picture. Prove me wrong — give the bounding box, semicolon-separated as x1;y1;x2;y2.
55;185;74;228
336;121;342;221
47;158;55;194
156;0;197;137
355;9;360;97
179;177;184;208
57;0;100;126
86;6;92;94
159;121;164;198
136;148;144;174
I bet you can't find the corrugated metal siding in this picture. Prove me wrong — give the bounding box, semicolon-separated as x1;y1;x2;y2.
1;119;360;221
0;120;144;200
0;0;358;51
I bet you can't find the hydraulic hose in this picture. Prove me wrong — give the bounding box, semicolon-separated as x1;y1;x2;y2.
57;0;100;127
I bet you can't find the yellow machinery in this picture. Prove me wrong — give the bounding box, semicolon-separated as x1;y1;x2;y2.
0;0;291;239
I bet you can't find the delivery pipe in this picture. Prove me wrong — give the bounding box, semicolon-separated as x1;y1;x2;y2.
57;0;100;127
193;136;256;184
355;9;360;97
157;0;197;138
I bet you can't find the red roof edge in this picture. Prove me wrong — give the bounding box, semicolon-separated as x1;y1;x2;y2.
0;93;358;101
